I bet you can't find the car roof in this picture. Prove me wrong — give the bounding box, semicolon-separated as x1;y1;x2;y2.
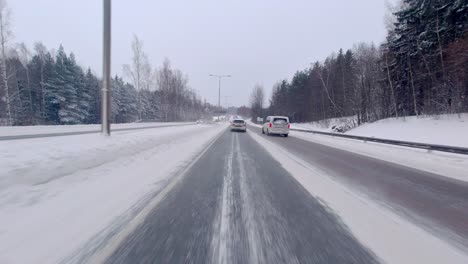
232;118;245;121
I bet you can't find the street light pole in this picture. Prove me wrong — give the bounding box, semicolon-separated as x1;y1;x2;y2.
209;74;231;121
218;78;221;115
101;0;111;135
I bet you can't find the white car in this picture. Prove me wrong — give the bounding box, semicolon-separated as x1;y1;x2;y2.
231;119;247;132
262;116;290;137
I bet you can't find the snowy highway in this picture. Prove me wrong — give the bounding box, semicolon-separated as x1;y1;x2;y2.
103;124;467;263
2;0;466;263
1;123;467;263
105;129;379;264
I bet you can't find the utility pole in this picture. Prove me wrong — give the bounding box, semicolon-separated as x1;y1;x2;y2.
101;0;111;135
209;74;231;121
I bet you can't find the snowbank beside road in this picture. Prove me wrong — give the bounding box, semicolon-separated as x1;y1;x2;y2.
0;122;192;137
346;113;468;147
291;113;468;148
291;116;358;132
0;123;226;264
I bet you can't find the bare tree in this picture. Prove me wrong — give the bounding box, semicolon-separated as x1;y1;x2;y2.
250;84;265;108
354;43;382;123
316;60;340;114
0;0;12;125
250;84;265;122
155;58;190;121
156;58;172;121
123;34;153;120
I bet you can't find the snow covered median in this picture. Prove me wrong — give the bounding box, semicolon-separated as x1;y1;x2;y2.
0;123;226;264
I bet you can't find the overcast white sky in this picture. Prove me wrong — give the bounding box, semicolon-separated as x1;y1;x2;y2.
9;0;395;107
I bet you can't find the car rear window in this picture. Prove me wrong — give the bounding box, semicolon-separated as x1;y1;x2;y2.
273;118;288;124
233;120;245;124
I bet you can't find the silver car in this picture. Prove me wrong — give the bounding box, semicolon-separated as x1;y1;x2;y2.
262;116;290;137
231;119;247;132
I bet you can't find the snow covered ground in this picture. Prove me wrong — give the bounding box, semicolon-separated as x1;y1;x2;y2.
0;122;192;137
290;116;358;132
347;113;468;147
0;123;226;264
250;132;468;264
291;113;468;148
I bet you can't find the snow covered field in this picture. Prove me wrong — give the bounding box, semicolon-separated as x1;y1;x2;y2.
0;122;193;137
0;123;226;263
250;132;468;264
347;113;468;147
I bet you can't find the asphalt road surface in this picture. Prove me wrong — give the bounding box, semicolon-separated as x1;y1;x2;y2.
249;127;468;250
105;125;468;263
106;129;379;264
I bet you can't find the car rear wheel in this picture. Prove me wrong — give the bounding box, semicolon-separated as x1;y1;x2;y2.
262;128;265;134
284;134;288;137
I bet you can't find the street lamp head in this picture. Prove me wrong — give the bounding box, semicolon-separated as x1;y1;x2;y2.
209;74;231;78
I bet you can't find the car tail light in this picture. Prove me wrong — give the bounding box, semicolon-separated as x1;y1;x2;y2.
269;123;272;128
288;123;290;129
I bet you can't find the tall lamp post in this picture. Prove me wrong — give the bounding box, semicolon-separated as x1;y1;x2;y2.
209;74;231;121
101;0;112;135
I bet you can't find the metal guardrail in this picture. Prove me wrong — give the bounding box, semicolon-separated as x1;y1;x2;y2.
0;123;196;141
290;128;468;155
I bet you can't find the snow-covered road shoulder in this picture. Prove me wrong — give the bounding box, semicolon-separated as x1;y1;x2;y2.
0;123;227;264
249;131;468;264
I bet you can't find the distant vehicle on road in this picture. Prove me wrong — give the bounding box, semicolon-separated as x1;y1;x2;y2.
262;116;290;137
231;119;247;132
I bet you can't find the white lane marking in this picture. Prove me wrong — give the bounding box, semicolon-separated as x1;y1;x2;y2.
210;132;235;264
213;131;301;264
237;133;300;264
220;133;235;264
235;133;262;264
